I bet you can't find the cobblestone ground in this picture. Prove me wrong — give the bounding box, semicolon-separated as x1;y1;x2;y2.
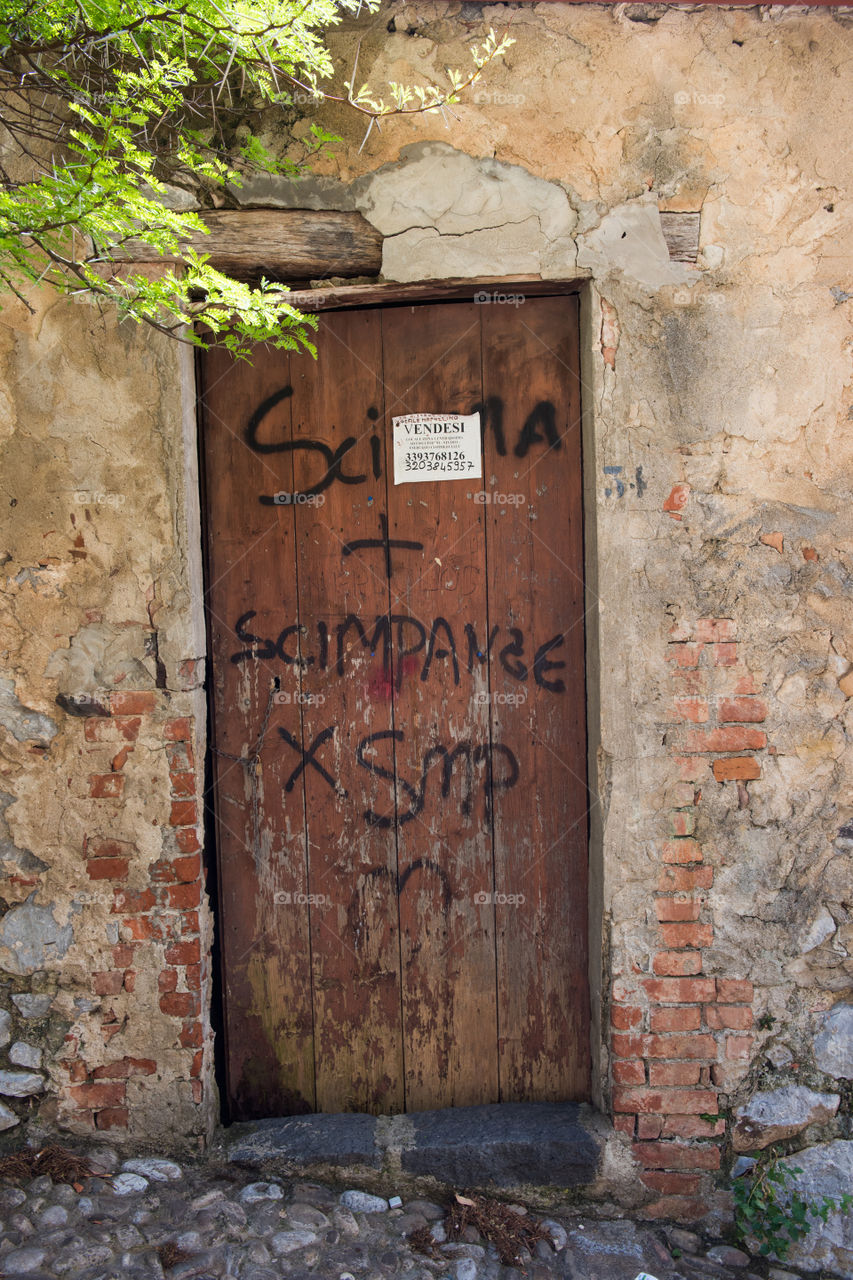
0;1148;815;1280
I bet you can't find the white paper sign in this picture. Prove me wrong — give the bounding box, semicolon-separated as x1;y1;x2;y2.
392;412;481;484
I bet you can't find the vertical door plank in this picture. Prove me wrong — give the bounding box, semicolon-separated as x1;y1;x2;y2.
480;295;590;1100
199;344;316;1117
288;311;405;1113
382;302;499;1110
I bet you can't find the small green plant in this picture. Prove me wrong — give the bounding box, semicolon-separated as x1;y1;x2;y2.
733;1147;853;1260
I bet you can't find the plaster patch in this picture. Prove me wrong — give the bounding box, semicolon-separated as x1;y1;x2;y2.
576;195;691;290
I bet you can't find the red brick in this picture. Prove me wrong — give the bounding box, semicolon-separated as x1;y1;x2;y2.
653;951;702;976
169;771;196;797
166;744;195;777
663;484;690;515
89;773;124;799
669;811;696;837
93;1057;156;1079
658;866;713;892
695;619;736;642
655;898;701;923
613;1087;717;1115
673;698;709;723
632;1141;721;1171
672;669;707;696
647;1034;717;1060
712;642;738;666
164;717;191;741
611;1005;644;1031
87;858;129;881
150;859;177;884
660;923;714;949
170;800;197;827
158;969;178;993
640;1171;701;1195
113;888;156;914
685;726;767;753
614;1114;636;1136
719;696;767;723
112;944;136;967
642;978;715;1004
649;1062;702;1085
165;940;201;966
704;1004;753;1030
184;963;202;992
662;839;703;865
716;978;754;1003
637;1115;663;1139
64;1060;89;1083
713;756;761;781
123;970;136;993
662;1114;725;1139
92;971;124;996
611;1033;648;1059
190;1049;204;1079
68;1081;126;1108
650;1007;701;1033
84;716;141;743
181;910;200;934
613;1060;646;1084
159;992;199;1017
642;1195;707;1221
110;691;156;716
667;643;704;668
110;745;134;772
164;882;201;909
180;1021;203;1048
122;917;162;941
172;854;202;883
95;1107;129;1130
191;1079;203;1103
86;837;134;859
725;1034;754;1060
174;828;201;854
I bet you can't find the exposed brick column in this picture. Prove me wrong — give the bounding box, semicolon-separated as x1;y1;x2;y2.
609;619;764;1219
58;695;210;1135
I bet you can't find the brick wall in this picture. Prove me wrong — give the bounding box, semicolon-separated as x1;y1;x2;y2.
609;619;768;1218
56;694;211;1139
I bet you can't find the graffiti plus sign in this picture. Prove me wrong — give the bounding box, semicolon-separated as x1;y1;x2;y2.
342;512;423;579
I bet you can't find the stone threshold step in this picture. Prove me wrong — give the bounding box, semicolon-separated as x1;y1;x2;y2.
221;1101;604;1193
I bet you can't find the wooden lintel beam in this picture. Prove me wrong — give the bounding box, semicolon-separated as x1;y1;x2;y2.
117;209;383;280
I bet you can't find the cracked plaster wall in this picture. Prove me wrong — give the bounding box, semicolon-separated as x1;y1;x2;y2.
0;0;851;1188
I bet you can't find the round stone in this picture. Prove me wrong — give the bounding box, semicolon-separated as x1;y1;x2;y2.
270;1228;319;1255
0;1247;46;1273
238;1181;284;1204
122;1158;183;1182
339;1190;389;1213
38;1205;68;1227
111;1173;150;1196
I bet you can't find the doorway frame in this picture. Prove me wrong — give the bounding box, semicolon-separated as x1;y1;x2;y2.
189;275;605;1121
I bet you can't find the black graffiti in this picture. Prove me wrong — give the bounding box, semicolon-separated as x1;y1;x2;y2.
230;610;567;692
278;725;347;798
245;391;564;500
356;730;519;828
342;513;424;578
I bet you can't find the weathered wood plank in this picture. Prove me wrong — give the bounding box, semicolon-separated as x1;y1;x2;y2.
382;302;500;1110
120;209;383;279
481;295;590;1101
660;211;701;264
288;311;406;1114
199;342;317;1119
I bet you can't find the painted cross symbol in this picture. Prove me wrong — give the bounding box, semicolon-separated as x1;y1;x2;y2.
342;512;423;579
278;725;348;798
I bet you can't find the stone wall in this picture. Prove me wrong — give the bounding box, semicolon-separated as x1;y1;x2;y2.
0;0;852;1234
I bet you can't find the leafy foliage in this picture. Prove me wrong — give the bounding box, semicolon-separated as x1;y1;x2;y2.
733;1146;853;1261
0;0;512;355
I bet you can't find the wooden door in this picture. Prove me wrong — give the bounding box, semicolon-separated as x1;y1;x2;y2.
199;293;588;1119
